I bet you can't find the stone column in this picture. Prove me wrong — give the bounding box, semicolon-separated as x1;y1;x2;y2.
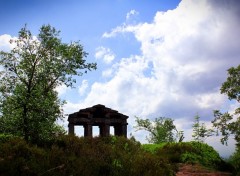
114;125;121;136
114;124;127;137
122;124;127;138
84;124;92;137
100;124;110;137
68;123;75;135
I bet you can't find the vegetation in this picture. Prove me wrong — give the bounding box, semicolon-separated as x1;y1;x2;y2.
0;135;233;175
0;25;96;142
228;148;240;175
212;65;240;147
143;142;232;172
134;116;184;143
0;135;175;176
0;25;237;175
192;114;214;143
142;143;166;153
211;65;240;175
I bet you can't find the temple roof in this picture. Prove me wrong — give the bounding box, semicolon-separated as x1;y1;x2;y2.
68;104;128;120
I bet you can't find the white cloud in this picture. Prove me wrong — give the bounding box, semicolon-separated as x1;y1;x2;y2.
72;0;240;120
55;84;70;96
126;9;139;21
78;79;88;96
195;92;226;109
102;68;113;78
102;24;138;38
102;9;140;38
0;34;17;51
64;0;239;157
95;46;115;64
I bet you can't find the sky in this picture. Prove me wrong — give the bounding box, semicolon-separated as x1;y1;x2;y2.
0;0;239;157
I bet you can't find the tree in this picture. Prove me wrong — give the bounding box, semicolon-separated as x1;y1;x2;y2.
192;114;213;143
0;25;96;142
134;116;184;143
212;65;240;147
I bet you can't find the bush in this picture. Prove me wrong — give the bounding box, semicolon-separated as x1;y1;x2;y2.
183;142;222;167
0;133;16;143
130;151;175;176
228;149;240;175
144;141;229;171
142;143;166;153
0;135;175;176
0;138;46;175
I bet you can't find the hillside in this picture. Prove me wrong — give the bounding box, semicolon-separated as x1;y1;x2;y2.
0;135;235;176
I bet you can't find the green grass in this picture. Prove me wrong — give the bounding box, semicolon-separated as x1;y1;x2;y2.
141;143;166;153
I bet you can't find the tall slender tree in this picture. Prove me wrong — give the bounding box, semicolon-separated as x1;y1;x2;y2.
192;114;213;143
0;25;97;142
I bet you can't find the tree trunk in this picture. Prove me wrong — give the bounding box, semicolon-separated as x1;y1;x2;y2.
23;104;29;142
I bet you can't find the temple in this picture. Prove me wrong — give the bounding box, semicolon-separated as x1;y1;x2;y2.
68;104;128;137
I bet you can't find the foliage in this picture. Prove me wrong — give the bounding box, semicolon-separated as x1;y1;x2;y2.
0;136;175;176
134;116;184;143
180;142;222;168
0;136;233;175
221;65;240;102
143;142;230;171
0;24;96;142
212;110;236;145
0;133;15;143
228;148;240;175
142;143;166;153
192;114;214;143
212;65;240;147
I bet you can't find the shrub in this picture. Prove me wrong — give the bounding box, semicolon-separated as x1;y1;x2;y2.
154;142;196;163
228;149;240;175
187;142;222;168
0;138;46;176
0;133;16;143
146;141;229;171
0;136;175;175
130;151;175;176
142;143;166;153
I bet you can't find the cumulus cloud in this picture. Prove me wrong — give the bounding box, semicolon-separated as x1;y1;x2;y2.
78;79;88;96
98;0;239;118
0;34;16;51
95;46;115;64
55;84;70;96
65;0;239;155
102;68;113;78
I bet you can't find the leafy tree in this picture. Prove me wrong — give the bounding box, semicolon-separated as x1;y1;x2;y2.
228;148;240;175
192;114;213;143
0;25;96;142
134;116;184;143
212;65;240;147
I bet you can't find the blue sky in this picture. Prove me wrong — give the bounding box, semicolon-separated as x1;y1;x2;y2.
1;0;240;157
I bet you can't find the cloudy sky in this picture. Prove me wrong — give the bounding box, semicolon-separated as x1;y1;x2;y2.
0;0;239;157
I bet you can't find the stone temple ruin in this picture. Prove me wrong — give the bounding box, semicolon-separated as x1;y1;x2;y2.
68;104;128;137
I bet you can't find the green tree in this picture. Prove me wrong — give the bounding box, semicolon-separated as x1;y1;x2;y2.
134;116;184;143
192;114;213;143
0;25;96;142
212;65;240;147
